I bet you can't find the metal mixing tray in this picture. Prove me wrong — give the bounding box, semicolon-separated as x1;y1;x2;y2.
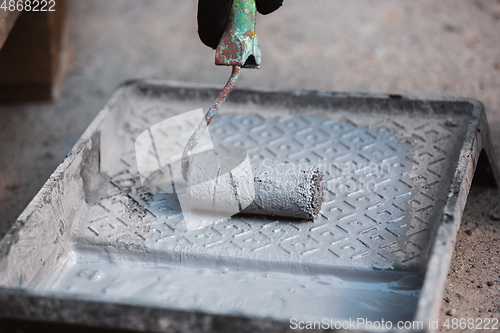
1;80;498;332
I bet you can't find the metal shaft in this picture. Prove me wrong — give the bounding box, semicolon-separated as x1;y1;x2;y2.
181;66;241;180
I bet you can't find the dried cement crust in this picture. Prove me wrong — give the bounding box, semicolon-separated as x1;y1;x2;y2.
242;161;324;220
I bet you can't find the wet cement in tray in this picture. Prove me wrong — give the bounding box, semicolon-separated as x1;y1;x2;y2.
36;245;422;324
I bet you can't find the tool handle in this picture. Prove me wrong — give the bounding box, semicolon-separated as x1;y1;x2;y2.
181;66;241;181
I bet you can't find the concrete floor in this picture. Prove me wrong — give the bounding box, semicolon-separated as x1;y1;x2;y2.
0;0;499;331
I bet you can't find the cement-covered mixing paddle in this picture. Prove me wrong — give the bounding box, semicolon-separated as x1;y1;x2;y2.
181;0;261;181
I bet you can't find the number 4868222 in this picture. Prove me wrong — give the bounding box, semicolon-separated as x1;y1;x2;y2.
443;317;499;330
1;0;56;11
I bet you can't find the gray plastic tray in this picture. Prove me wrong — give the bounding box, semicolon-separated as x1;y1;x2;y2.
0;80;498;332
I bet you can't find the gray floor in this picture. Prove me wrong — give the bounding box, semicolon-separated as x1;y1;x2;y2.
1;0;499;329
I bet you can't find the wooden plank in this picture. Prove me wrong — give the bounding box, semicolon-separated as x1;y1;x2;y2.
0;1;69;102
0;10;20;50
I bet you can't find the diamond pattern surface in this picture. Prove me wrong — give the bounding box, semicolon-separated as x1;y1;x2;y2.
76;93;466;269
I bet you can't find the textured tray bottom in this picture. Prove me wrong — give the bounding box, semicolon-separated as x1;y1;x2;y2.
41;114;431;323
80;114;431;270
36;245;422;324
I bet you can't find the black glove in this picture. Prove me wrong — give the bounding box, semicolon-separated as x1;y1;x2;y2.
198;0;283;49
